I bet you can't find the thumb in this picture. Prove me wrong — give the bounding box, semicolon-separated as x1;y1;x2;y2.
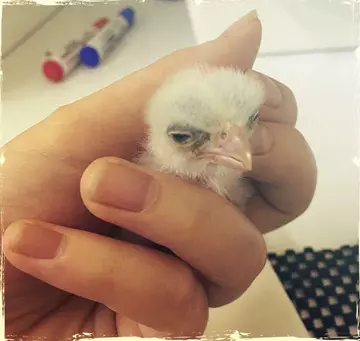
215;9;262;69
80;157;266;308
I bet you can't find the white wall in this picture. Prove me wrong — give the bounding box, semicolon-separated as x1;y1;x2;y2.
185;0;357;54
2;5;62;57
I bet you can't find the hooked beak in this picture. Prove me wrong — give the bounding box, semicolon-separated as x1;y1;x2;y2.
202;125;252;172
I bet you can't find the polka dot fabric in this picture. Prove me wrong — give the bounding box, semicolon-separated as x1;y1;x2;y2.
268;245;359;338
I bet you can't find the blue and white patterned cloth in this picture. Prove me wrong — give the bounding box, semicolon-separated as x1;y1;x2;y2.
268;245;358;338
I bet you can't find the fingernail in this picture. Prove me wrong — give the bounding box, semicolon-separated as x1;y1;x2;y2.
239;10;259;26
87;161;158;212
262;76;282;108
250;124;273;155
218;9;259;41
6;222;64;259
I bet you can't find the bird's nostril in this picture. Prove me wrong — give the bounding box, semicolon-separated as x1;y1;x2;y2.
220;132;227;139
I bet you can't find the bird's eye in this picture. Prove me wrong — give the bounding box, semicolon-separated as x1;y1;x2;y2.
248;111;259;129
169;132;193;144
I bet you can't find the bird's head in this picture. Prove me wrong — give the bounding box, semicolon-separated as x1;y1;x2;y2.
144;66;265;176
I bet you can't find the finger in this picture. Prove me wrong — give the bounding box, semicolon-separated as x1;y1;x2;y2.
9;11;262;163
3;220;208;336
247;123;317;233
116;316;170;338
252;72;298;126
80;157;267;308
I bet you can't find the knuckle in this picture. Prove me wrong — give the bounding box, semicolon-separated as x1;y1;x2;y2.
294;129;317;176
91;266;118;305
279;81;298;125
174;268;208;331
253;71;298;125
287;129;318;215
173;266;199;309
262;125;317;218
232;233;267;294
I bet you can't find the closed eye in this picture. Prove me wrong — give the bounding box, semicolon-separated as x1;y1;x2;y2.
169;132;193;144
248;111;259;129
167;125;210;149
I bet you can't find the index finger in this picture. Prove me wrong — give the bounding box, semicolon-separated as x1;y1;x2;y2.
9;12;262;163
253;72;298;126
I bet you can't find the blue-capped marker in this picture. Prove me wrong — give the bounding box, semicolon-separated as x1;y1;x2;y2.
79;7;135;68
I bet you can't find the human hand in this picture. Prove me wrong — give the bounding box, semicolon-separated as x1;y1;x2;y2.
2;11;316;340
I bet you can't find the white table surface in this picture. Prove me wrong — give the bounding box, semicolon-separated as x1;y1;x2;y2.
185;0;358;55
205;261;309;337
4;0;356;337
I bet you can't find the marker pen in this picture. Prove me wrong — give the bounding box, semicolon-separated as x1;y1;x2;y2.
42;17;109;82
79;7;135;68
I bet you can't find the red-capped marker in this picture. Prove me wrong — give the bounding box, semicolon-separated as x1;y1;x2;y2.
42;17;109;82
